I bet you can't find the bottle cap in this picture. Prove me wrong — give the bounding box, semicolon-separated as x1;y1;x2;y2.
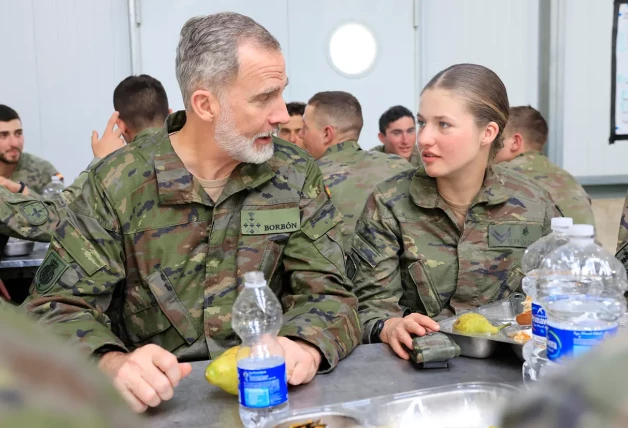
568;224;595;238
243;271;266;288
551;217;573;231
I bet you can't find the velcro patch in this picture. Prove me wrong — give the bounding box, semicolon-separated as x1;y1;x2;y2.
20;201;49;226
35;251;69;295
241;208;300;235
488;223;542;248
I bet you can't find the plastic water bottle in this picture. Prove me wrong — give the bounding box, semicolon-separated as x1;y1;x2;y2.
42;175;65;199
232;271;289;428
539;225;627;371
521;217;572;385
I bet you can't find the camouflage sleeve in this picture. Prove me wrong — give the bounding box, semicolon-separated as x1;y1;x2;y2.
59;169;92;206
618;191;628;252
543;192;563;235
501;331;628;428
22;169;128;356
581;202;597;232
280;159;361;373
25;188;43;199
0;185;63;242
349;189;405;343
0;305;144;427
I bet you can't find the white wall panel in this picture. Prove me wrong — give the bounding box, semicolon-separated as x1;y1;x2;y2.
0;0;131;183
420;0;540;108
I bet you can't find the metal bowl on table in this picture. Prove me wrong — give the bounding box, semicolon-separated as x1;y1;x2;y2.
368;382;518;428
265;411;367;428
4;238;35;257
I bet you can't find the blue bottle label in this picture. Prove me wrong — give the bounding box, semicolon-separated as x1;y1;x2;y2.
546;325;618;362
237;362;288;408
531;302;546;338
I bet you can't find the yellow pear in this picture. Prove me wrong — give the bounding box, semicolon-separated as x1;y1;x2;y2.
204;346;243;396
453;313;510;335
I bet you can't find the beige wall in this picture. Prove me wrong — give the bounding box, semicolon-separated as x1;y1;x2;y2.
592;198;624;253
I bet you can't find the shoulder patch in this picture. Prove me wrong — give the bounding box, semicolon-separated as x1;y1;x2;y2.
19;201;49;226
35;251;69;295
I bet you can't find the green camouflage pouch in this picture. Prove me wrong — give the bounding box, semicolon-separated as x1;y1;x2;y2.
411;332;461;368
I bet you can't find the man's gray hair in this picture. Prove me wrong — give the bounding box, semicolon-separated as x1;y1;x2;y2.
176;12;281;110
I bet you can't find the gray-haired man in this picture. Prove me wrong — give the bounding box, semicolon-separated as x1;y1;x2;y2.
23;12;359;412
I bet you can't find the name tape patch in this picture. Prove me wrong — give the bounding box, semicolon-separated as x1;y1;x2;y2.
241;208;300;235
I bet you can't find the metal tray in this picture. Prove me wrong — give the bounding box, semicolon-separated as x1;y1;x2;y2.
266;382;518;428
4;238;34;257
439;294;531;359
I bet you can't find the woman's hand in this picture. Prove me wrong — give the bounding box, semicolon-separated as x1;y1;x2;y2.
381;314;441;360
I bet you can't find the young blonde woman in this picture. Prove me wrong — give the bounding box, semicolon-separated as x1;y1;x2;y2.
349;64;561;360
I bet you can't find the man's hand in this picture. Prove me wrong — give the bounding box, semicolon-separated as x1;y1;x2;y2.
277;337;322;386
381;314;441;360
91;112;126;159
0;176;29;196
98;344;192;413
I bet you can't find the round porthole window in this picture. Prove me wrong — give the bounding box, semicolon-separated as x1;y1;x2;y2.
328;22;378;78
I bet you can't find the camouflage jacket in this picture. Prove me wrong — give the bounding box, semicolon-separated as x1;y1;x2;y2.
317;140;410;249
502;151;594;226
370;144;422;167
23;111;360;372
501;330;628;428
616;191;628;273
0;186;63;242
350;165;560;343
0;305;143;428
62;127;162;205
9;152;59;197
0;128;160;242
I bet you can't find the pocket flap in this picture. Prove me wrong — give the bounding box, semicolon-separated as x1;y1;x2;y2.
147;270;203;345
125;305;173;343
350;233;386;269
408;260;443;318
301;200;342;241
56;223;105;276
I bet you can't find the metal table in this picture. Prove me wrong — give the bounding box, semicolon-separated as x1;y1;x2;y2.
0;242;48;269
146;343;523;427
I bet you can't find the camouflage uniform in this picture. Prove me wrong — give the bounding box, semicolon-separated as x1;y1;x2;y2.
501;330;628;428
0;305;143;427
616;191;628;274
9;152;59;196
317;140;410;249
370;144;422;167
349;164;560;343
0;128;160;242
61;127;162;205
502;151;594;226
22;111;360;372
